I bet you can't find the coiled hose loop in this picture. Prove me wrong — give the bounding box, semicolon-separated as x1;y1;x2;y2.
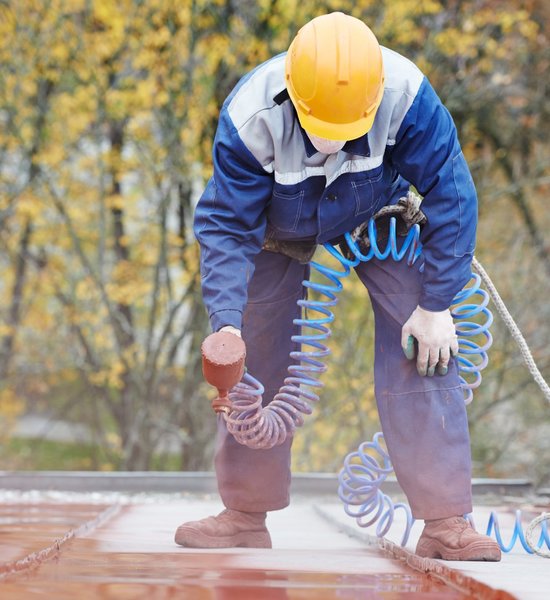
342;430;550;555
450;273;493;404
224;248;346;450
338;432;414;547
482;510;550;555
343;217;423;265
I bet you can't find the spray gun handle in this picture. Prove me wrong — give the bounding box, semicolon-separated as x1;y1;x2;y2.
201;331;246;414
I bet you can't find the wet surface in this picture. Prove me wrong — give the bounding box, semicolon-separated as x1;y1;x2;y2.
0;503;110;567
1;554;468;599
0;498;469;599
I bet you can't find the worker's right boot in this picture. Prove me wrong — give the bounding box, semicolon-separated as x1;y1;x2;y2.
416;516;501;561
174;508;272;549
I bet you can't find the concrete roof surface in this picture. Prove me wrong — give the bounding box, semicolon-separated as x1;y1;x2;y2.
0;483;548;599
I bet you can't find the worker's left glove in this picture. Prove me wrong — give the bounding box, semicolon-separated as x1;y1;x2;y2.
401;306;458;377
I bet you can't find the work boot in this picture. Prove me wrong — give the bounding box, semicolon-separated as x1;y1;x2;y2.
174;508;272;549
416;516;501;561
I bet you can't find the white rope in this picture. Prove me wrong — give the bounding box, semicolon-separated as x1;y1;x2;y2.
472;256;550;403
525;513;550;558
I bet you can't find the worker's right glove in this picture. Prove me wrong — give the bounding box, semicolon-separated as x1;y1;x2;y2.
219;325;242;338
401;306;458;377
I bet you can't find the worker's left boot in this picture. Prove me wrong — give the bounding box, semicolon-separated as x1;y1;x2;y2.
416;516;501;561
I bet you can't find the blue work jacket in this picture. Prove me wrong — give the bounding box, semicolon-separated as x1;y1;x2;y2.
194;48;477;332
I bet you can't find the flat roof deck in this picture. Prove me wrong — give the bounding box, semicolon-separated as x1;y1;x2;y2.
0;474;548;599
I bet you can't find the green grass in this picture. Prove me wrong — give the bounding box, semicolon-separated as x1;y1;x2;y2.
0;437;182;471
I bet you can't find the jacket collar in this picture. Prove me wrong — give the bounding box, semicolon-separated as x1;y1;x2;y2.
343;136;371;157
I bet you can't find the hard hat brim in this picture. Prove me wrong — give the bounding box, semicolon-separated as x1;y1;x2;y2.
292;81;384;141
296;107;378;141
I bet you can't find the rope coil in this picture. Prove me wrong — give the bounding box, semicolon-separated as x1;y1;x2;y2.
525;513;550;558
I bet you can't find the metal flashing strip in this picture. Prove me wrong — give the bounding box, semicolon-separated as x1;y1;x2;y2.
0;503;121;580
313;504;518;600
0;471;534;496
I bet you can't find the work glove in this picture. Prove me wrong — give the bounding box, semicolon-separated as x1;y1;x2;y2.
401;306;458;377
219;325;242;338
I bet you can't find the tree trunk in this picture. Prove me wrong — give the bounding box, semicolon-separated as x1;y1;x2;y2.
0;221;32;380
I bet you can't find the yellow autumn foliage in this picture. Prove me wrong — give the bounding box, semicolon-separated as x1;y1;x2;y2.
0;0;546;473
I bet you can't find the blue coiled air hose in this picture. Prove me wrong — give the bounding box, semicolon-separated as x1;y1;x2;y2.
222;216;549;555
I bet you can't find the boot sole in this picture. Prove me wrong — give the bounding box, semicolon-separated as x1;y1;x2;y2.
174;526;272;549
416;538;501;561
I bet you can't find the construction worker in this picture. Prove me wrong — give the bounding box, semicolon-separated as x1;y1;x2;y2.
176;12;501;561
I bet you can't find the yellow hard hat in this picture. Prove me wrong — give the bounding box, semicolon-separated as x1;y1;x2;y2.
285;12;385;141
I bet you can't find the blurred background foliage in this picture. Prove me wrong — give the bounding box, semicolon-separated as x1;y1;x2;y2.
0;0;548;486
